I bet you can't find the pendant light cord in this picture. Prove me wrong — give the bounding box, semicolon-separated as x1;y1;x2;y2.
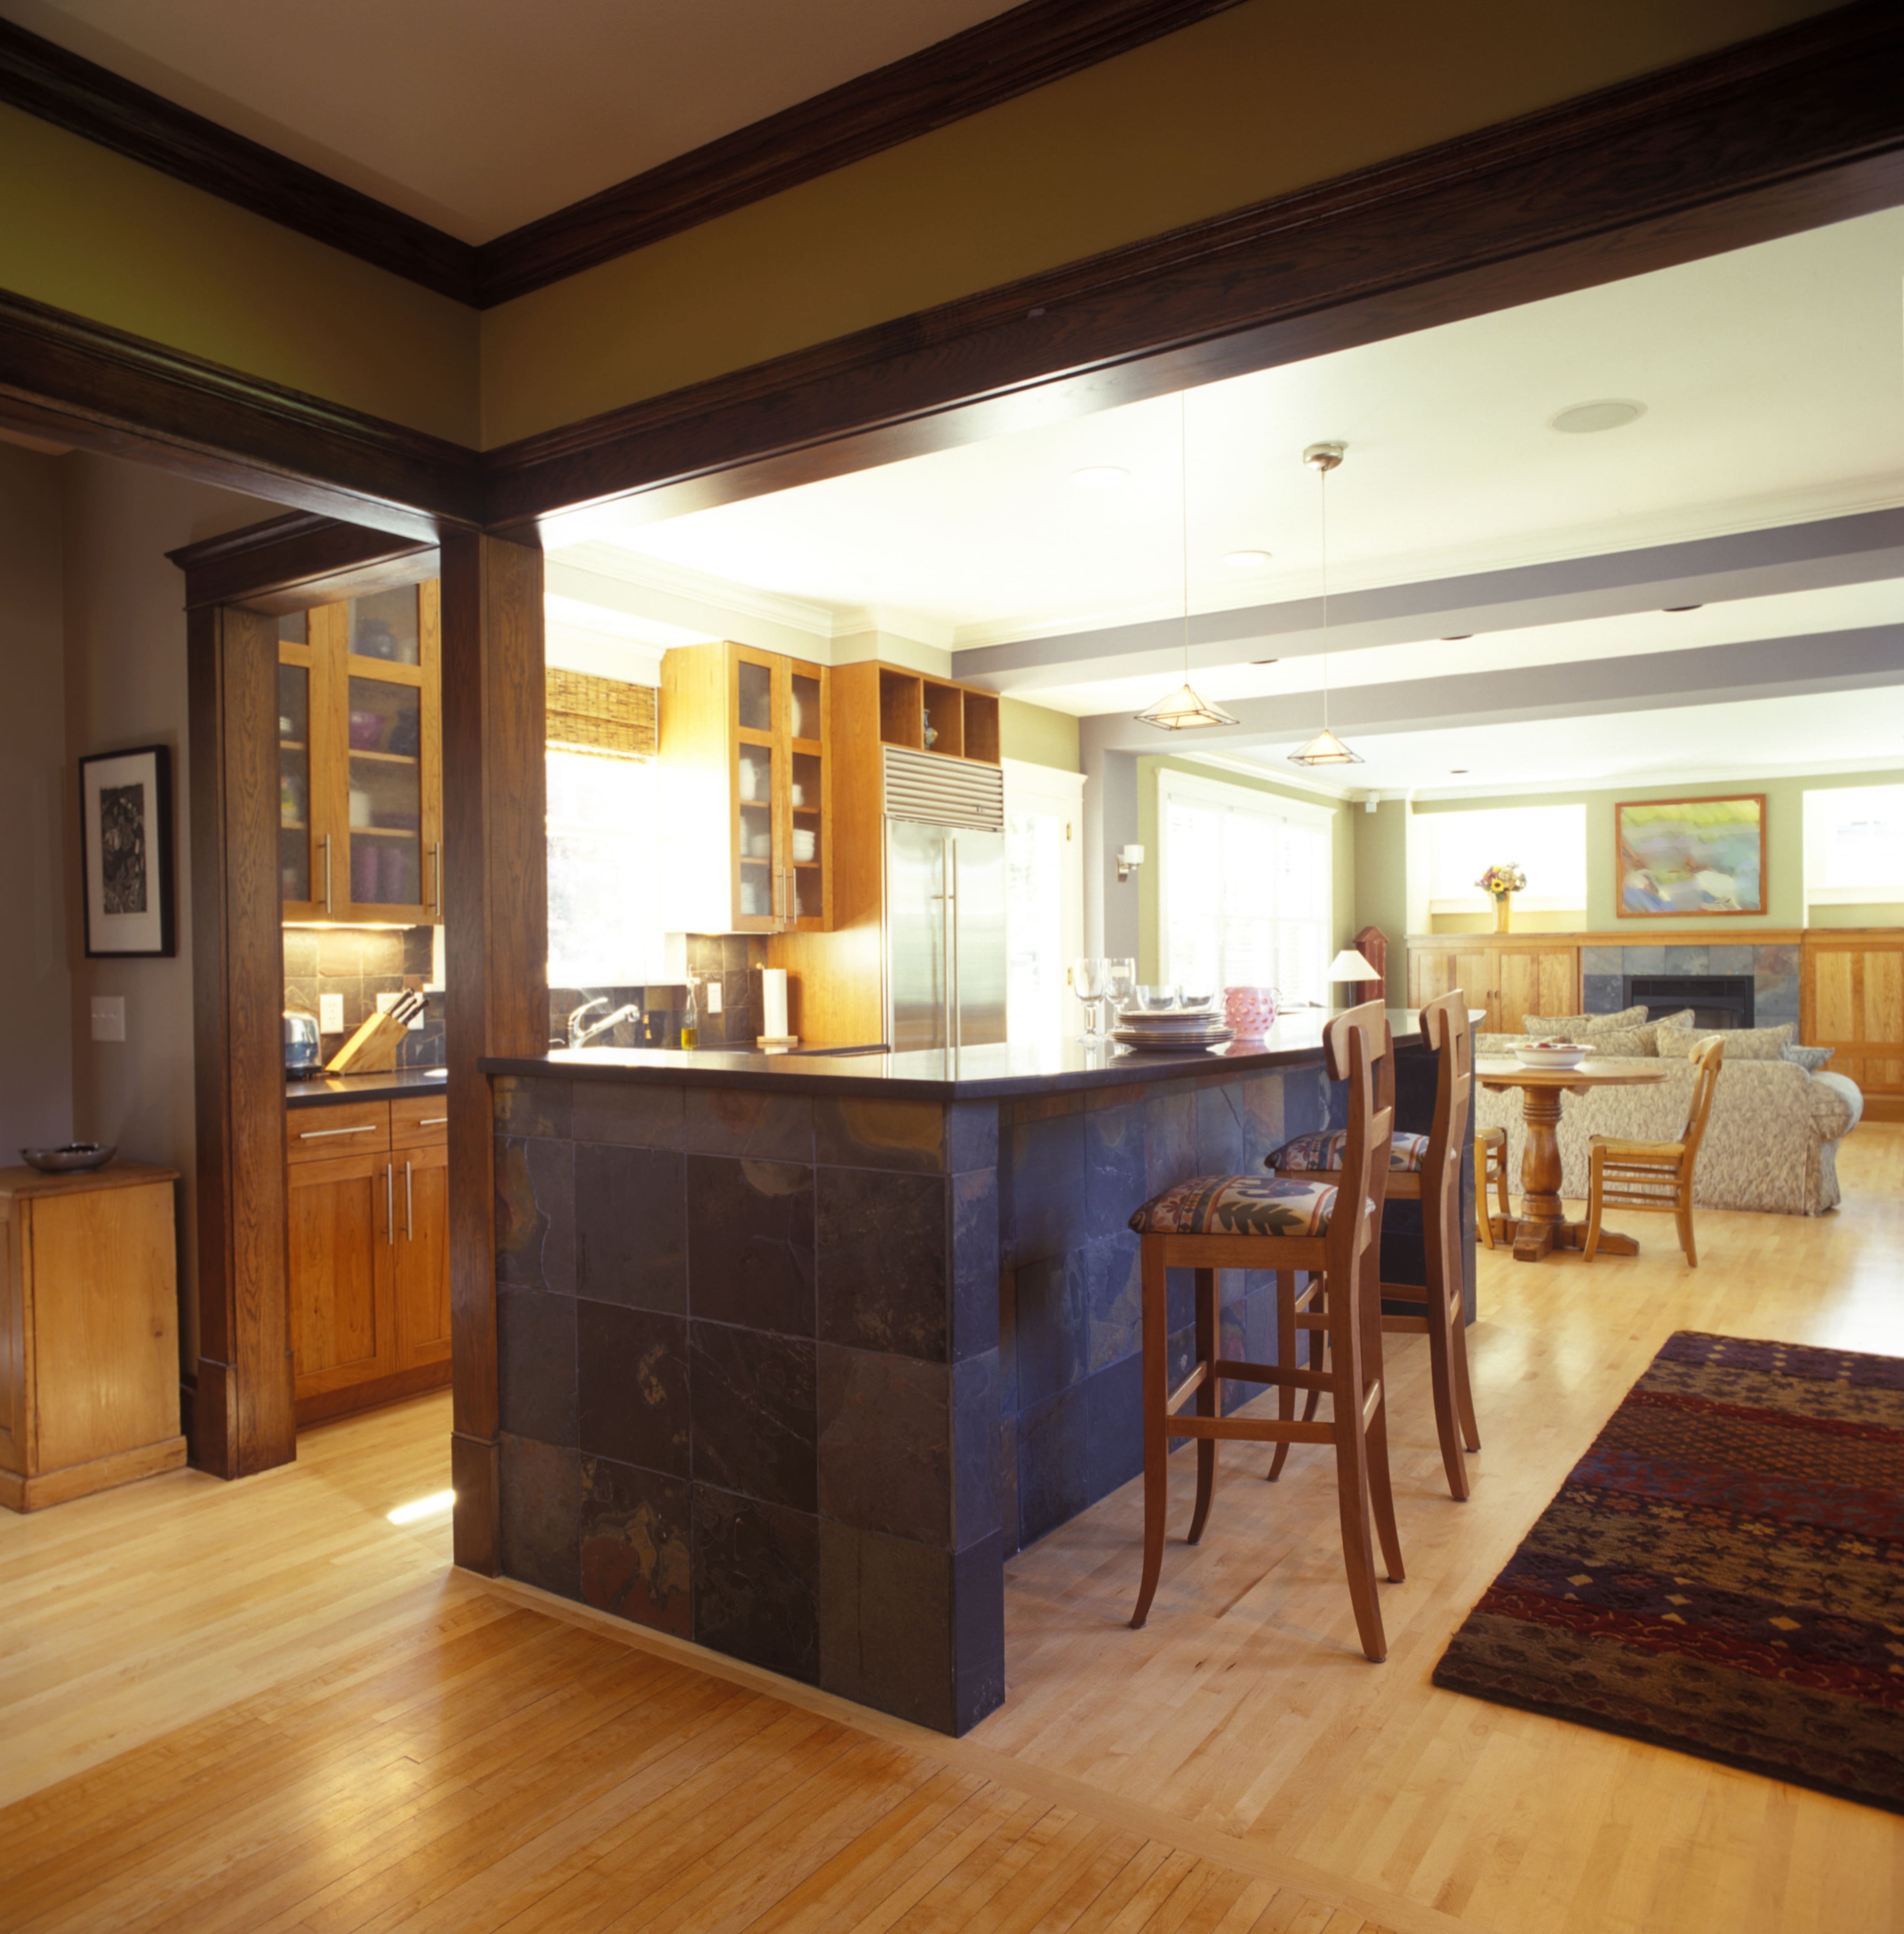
1318;460;1330;732
1180;394;1191;684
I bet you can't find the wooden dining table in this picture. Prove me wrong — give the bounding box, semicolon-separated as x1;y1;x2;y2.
1474;1056;1671;1262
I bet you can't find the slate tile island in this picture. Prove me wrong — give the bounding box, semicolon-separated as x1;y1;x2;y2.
484;1015;1470;1735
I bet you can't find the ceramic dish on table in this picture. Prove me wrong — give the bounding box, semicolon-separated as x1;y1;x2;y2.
21;1143;116;1173
1514;1041;1590;1069
1112;1022;1236;1052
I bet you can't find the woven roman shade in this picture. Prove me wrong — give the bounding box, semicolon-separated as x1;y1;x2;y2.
546;667;656;759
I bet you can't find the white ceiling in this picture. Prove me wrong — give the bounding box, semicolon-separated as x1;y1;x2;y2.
559;207;1904;793
1;0;1014;241
598;208;1904;644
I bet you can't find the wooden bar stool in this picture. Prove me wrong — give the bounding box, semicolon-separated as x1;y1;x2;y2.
1124;1001;1403;1662
1475;1126;1510;1248
1266;992;1482;1501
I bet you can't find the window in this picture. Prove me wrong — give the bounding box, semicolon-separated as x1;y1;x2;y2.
1158;769;1332;1005
1424;804;1587;912
1805;786;1904;902
546;748;665;985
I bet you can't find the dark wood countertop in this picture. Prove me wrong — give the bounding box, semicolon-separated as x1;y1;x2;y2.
481;1010;1425;1101
286;1067;449;1109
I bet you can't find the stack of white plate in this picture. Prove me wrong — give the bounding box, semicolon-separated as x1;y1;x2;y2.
1111;1006;1236;1052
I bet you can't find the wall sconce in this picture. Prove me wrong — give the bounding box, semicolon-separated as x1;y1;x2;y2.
1117;843;1145;882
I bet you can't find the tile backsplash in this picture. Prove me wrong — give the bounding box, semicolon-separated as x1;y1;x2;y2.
283;925;442;1069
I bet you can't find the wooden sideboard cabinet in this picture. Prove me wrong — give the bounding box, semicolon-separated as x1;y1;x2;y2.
287;1095;451;1426
278;581;443;924
1407;937;1580;1034
660;640;831;935
1803;933;1904;1115
0;1163;186;1512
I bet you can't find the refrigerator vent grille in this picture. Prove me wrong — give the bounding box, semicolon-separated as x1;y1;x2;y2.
882;747;1004;829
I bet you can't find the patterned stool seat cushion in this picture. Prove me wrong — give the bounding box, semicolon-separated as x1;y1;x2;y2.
1269;1129;1431;1174
1129;1173;1337;1238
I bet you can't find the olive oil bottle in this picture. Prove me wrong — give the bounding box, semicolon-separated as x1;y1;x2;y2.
680;974;700;1051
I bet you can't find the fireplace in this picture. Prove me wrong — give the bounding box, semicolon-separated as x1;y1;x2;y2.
1622;973;1754;1030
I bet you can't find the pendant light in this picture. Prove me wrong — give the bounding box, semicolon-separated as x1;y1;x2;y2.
1289;441;1363;767
1136;396;1239;731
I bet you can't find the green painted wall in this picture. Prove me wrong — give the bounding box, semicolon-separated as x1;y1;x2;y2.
1380;769;1904;934
1000;698;1080;772
1135;758;1355;984
1353;798;1412;1001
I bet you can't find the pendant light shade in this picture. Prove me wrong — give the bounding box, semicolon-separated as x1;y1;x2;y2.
1137;396;1234;732
1136;683;1241;730
1289;440;1362;769
1289;726;1363;766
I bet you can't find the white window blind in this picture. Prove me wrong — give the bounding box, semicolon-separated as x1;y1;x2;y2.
1424;804;1587;911
1159;770;1332;1006
1805;785;1904;902
547;748;666;986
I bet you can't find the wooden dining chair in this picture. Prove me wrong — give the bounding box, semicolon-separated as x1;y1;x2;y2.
1475;1126;1510;1248
1268;991;1482;1501
1124;1001;1403;1662
1582;1035;1724;1266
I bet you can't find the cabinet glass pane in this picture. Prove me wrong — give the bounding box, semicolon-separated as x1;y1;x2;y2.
738;734;775;920
791;673;821;742
279;662;310;902
737;658;773;733
349;585;419;665
347;675;422;906
277;610;307;645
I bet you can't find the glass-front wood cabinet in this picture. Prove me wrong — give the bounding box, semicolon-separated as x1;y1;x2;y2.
278;583;442;924
661;641;829;935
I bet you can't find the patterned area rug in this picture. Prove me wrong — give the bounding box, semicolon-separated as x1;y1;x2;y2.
1434;1330;1904;1812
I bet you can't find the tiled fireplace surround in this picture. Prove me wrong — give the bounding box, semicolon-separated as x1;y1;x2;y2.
1579;941;1800;1028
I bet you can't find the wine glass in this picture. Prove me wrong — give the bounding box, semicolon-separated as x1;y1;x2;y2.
1103;958;1136;1026
1073;957;1105;1041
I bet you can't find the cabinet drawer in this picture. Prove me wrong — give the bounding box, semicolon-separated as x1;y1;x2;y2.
287;1101;390;1163
391;1093;451;1150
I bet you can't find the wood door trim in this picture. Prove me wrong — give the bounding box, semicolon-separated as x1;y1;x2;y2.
169;513;437;612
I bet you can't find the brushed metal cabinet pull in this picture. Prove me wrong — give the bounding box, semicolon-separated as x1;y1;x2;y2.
419;1116;448;1127
385;1163;395;1246
323;831;334;915
296;1122;378;1139
404;1160;414;1240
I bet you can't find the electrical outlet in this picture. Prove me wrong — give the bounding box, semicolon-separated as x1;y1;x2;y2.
90;994;125;1042
706;979;724;1015
320;993;344;1033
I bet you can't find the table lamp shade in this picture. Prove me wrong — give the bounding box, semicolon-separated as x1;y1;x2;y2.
1327;948;1381;983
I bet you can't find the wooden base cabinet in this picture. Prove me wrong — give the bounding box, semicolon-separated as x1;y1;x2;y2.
1804;933;1904;1118
1407;938;1579;1035
0;1164;186;1512
288;1095;450;1426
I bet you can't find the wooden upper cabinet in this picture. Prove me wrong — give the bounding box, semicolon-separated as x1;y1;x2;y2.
278;582;442;925
660;641;830;935
1804;934;1904;1103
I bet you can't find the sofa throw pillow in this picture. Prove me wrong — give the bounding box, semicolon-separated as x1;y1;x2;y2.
1521;1007;1693;1054
1655;1021;1796;1061
1575;1027;1658;1058
1784;1043;1835;1072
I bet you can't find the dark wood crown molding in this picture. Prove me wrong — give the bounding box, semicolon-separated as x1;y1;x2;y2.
167;511;436;611
481;0;1904;536
0;18;474;304
470;0;1250;307
0;286;480;539
0;2;1245;311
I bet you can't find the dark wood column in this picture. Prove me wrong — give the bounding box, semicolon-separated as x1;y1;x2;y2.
187;603;295;1477
440;532;546;1573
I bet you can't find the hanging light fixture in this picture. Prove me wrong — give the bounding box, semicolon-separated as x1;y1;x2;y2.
1289;441;1363;767
1136;396;1239;731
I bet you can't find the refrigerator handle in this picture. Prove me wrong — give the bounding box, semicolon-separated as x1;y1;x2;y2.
948;834;961;1053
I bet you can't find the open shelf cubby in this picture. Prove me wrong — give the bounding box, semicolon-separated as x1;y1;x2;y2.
878;668;922;749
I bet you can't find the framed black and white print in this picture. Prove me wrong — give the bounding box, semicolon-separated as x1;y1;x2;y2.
80;745;176;957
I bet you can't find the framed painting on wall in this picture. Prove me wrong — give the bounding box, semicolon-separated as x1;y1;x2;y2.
1616;793;1764;919
80;744;176;957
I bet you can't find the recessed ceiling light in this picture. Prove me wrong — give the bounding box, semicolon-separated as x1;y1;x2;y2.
1441;634;1473;642
1450;769;1469;774
1550;399;1645;435
1251;658;1279;666
1663;604;1703;612
1224;549;1272;568
1072;465;1130;489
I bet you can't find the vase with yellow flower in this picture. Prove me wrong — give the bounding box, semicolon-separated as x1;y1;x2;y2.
1477;862;1526;933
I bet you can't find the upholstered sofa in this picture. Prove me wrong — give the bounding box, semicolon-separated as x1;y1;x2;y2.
1475;1039;1863;1215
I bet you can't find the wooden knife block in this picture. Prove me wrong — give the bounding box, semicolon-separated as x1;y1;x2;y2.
325;1009;407;1075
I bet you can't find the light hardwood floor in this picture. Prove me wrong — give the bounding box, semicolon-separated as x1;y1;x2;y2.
4;1128;1902;1932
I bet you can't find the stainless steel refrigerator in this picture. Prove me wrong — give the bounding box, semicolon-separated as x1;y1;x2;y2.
882;748;1008;1052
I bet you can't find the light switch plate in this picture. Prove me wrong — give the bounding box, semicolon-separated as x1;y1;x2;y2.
320;993;344;1033
90;994;125;1042
706;980;724;1014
